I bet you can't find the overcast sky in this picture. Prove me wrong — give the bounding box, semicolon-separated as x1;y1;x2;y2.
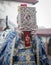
35;0;51;28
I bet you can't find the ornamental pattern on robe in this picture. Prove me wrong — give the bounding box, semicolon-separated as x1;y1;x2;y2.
0;30;49;65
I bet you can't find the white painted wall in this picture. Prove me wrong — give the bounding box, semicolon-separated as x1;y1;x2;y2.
0;1;19;27
0;0;51;28
35;0;51;28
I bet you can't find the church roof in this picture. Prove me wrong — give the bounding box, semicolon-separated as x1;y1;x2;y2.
36;29;51;36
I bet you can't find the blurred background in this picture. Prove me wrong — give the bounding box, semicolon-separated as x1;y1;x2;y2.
0;0;51;64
